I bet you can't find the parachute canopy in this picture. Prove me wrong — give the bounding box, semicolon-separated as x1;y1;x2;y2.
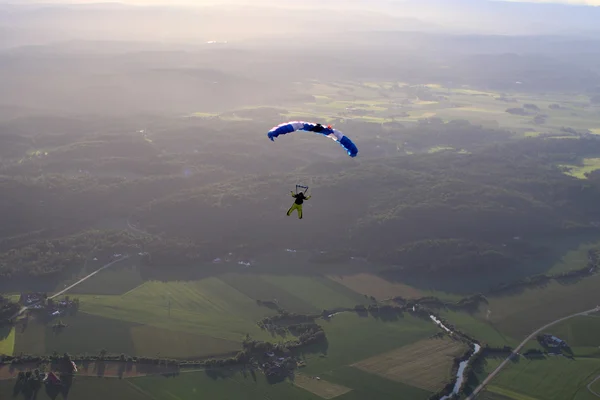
267;121;358;157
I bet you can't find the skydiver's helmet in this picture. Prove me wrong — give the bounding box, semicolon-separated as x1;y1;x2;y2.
297;192;305;198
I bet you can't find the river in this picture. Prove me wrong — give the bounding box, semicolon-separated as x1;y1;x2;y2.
430;315;482;399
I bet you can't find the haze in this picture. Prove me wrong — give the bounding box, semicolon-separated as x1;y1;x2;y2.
2;0;600;399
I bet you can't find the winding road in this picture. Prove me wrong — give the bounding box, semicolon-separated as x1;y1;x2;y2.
11;256;130;319
466;306;600;399
588;375;600;398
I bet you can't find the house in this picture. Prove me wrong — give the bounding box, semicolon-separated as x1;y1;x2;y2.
548;335;566;347
540;334;568;348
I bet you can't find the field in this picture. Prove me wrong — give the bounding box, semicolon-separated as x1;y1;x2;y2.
196;81;600;139
478;356;600;400
560;158;600;179
474;273;600;340
326;273;461;302
591;377;600;396
131;370;323;400
219;273;320;313
0;360;179;381
352;337;467;392
77;278;277;343
293;373;352;399
69;264;145;296
541;236;600;275
327;273;424;300
125;362;433;400
0;376;151;400
1;310;442;399
14;313;139;356
297;312;438;375
540;315;600;356
259;275;368;311
9;271;442;362
316;366;432;400
437;310;517;348
0;327;15;356
130;325;240;358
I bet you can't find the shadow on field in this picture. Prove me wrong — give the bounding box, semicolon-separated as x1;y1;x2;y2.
292;337;330;360
205;367;236;380
0;325;11;341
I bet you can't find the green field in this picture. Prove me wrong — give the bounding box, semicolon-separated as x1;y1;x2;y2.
0;376;150;400
69;265;145;296
207;81;600;136
132;370;322;400
298;312;437;375
219;273;328;314
1;310;443;400
14;313;139;356
319;366;431;400
480;356;600;400
591;377;600;396
540;315;600;356
78;290;275;343
0;327;15;356
259;276;369;311
561;158;600;179
480;273;600;340
437;310;516;348
540;236;600;275
130;325;240;358
22;273;401;360
0;367;431;400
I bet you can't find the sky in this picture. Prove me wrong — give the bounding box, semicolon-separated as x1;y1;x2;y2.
0;0;599;5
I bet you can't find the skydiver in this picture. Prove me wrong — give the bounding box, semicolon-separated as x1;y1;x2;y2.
287;191;311;219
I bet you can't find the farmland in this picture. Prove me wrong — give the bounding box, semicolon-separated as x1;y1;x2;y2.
315;366;432;400
478;356;600;400
111;362;433;400
0;376;151;400
0;327;15;356
474;274;600;340
194;80;600;139
293;373;352;399
352;336;467;392
218;273;320;314
130;325;240;359
297;312;438;375
131;370;322;400
437;310;517;348
560;158;600;179
591;377;600;396
14;313;139;356
259;275;369;311
327;273;424;300
540;315;600;356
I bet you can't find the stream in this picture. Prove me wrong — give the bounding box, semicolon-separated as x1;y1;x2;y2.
430;315;482;399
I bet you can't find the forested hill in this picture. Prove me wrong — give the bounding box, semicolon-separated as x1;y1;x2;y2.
3;111;600;288
133;137;600;277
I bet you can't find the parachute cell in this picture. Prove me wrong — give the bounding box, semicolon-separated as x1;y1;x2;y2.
267;121;358;157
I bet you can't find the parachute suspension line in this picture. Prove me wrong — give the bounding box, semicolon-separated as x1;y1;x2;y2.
296;185;309;195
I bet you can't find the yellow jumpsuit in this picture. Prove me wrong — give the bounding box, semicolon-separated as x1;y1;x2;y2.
287;192;311;219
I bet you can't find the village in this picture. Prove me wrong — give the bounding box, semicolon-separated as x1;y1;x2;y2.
19;292;80;321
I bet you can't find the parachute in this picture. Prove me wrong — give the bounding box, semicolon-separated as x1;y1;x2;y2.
267;121;358;157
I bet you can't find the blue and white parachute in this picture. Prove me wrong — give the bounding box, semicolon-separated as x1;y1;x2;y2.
267;121;358;157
